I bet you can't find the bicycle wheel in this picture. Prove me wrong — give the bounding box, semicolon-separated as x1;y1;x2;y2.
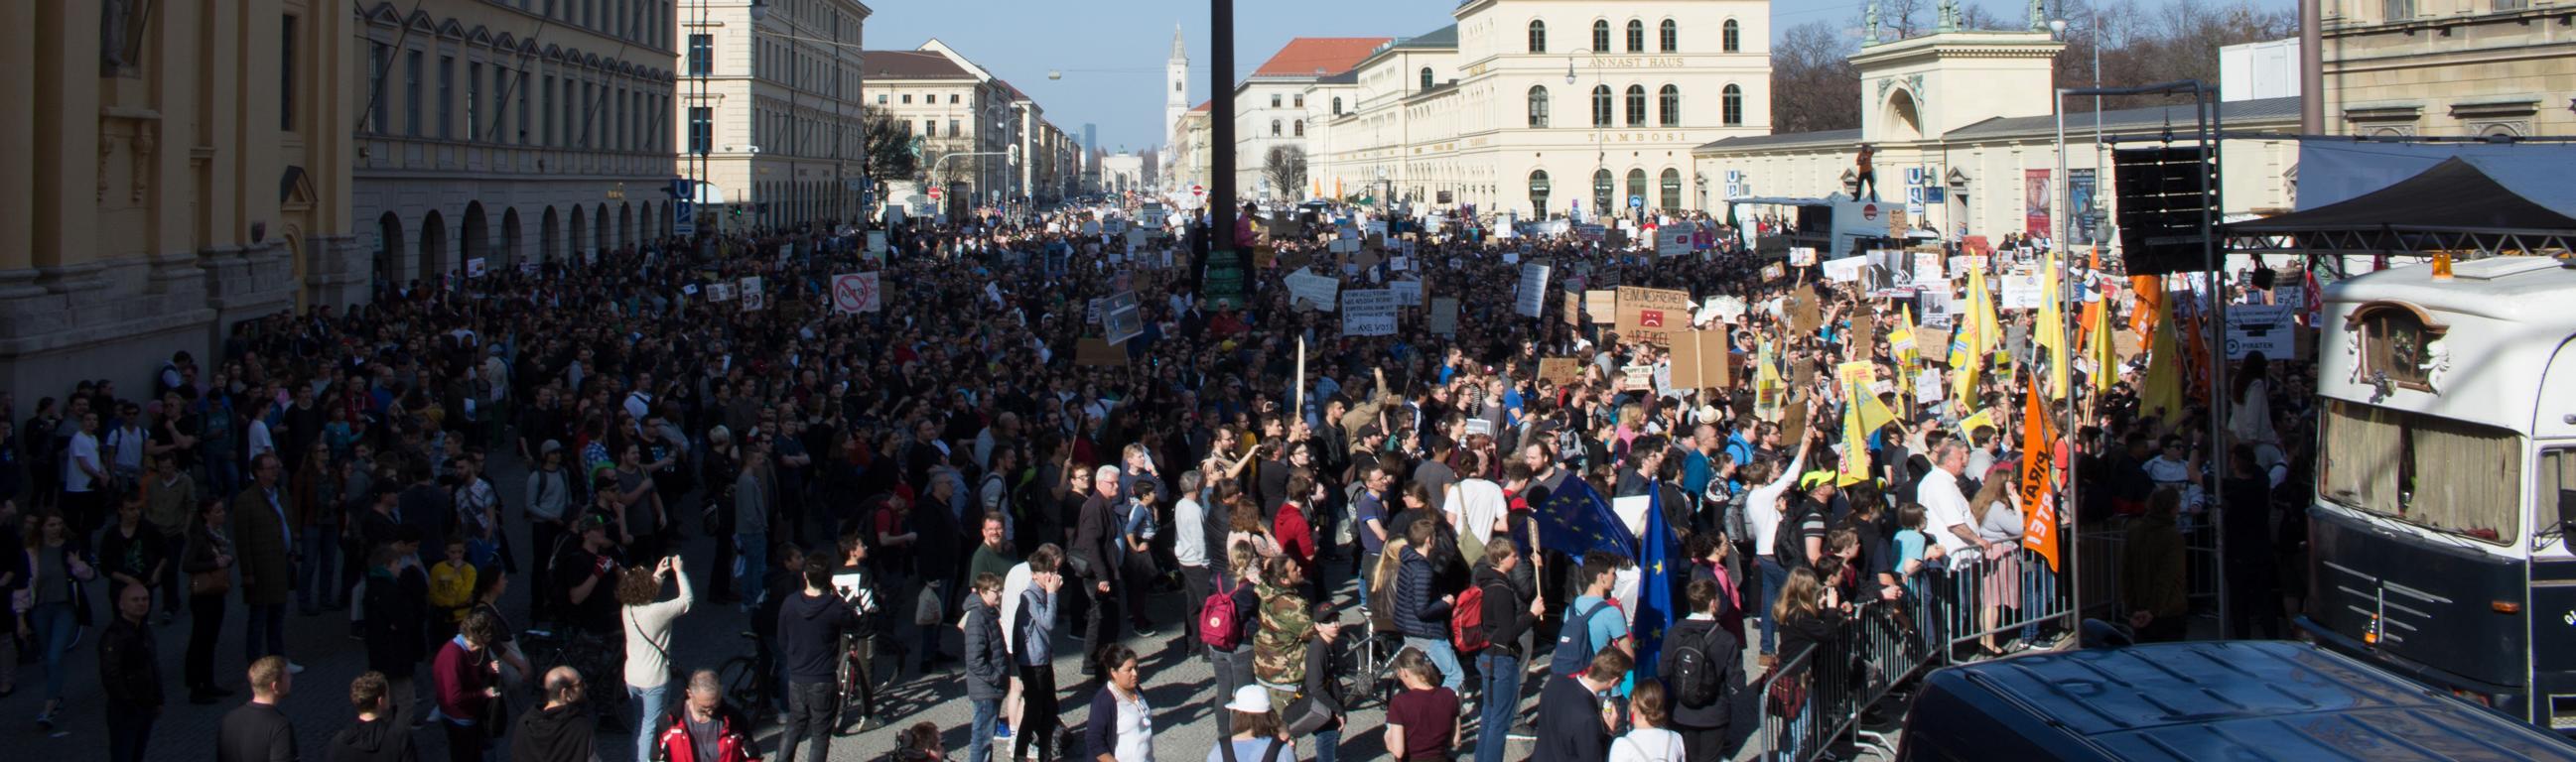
718;656;764;716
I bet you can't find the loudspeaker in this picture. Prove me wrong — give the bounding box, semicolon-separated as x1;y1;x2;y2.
2112;146;2218;276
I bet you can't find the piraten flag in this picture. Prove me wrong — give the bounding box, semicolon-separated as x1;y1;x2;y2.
2016;378;2062;572
1839;381;1872;486
1837;361;1899;434
2036;251;2070;400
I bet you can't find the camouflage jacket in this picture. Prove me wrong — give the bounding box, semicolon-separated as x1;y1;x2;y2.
1253;582;1313;687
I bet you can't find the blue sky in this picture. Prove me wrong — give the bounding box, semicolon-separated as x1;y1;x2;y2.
864;0;2282;154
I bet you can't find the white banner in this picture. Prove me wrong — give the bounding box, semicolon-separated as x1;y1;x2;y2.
1342;289;1399;336
831;272;882;314
1998;270;2044;310
1285;270;1340;311
1657;228;1690;258
2225;304;2296;359
739;276;765;312
1390;278;1424;307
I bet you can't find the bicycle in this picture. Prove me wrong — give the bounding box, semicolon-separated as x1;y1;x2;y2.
523;627;630;724
715;631;773;721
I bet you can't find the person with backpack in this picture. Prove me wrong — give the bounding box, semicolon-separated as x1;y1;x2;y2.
1553;549;1632;679
1659;577;1742;761
1205;545;1262;737
1392;517;1465;692
1468;541;1537;762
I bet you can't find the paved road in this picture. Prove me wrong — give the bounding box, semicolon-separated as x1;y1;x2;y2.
3;448;1808;760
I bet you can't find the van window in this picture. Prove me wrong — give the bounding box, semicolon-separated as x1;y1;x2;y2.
2320;400;2520;544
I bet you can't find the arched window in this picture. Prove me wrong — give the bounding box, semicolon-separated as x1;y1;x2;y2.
1624;84;1646;127
1528;20;1547;53
1527;85;1551;128
1293;120;1304;137
1658;84;1681;127
1661;168;1683;210
1592;169;1613;212
1626;20;1645;52
1590;85;1612;127
1420;67;1434;90
1530;169;1552;214
1722;20;1741;53
1722;83;1743;126
1271;119;1282;136
1626;169;1647;208
1592;20;1610;51
1293;94;1304;108
1332;97;1343;115
1660;20;1678;52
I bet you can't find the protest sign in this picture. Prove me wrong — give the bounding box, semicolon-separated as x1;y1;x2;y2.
466;258;487;279
706;283;733;303
1513;263;1552;318
1286;270;1340;311
1789;247;1819;267
1086;298;1105;325
1073;337;1127;367
1428;298;1460;336
1919;289;1954;328
1761;262;1787;282
831;272;882;314
1341;289;1399;336
1668;329;1732;391
1913;251;1947;283
1390;278;1424;307
1585;289;1619;323
1616;287;1692;346
1999;270;2044;310
1104;292;1145;345
1822;256;1865;283
2225;304;2295;360
1619;364;1655;391
1785;287;1823;335
1657;227;1690;258
1538;357;1582;386
1698;296;1749;325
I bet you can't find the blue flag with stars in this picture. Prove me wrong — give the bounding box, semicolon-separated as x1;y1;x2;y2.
1631;481;1685;681
1531;475;1634;563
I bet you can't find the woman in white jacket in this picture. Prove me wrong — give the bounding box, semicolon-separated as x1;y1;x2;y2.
619;556;693;762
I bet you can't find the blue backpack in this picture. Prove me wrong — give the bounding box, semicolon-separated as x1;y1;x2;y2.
1551;599;1616;676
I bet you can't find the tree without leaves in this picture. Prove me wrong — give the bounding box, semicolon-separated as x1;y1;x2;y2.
1264;145;1308;200
863;106;921;182
1772;21;1862;135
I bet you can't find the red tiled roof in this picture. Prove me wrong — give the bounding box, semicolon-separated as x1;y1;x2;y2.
1250;38;1393;78
862;51;973;80
1190;100;1211;113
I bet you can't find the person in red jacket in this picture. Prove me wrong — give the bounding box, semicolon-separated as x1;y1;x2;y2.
430;609;500;762
1275;469;1318;587
652;670;760;762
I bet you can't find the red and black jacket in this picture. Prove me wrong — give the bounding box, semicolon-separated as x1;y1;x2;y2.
651;703;761;762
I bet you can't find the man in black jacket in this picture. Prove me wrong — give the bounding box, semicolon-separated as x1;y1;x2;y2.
1472;542;1539;762
331;672;417;762
1661;577;1742;762
1533;648;1628;762
513;667;596;762
1069;464;1124;670
777;557;855;762
962;572;1009;762
216;656;298;762
101;583;163;756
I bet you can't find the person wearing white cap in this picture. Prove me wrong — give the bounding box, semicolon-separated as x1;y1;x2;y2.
1206;686;1288;762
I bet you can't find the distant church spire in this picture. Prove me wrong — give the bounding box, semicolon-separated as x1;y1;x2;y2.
1172;24;1187;61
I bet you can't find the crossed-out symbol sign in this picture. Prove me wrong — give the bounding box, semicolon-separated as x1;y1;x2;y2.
833;273;878;313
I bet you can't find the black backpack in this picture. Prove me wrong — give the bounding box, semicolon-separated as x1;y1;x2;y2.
1670;619;1735;708
1772;499;1818;570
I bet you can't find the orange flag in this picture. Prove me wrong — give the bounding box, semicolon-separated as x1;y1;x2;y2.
2016;377;2061;572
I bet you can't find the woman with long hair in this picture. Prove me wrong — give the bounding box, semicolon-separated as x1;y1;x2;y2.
1610;680;1688;762
618;556;694;762
1966;465;2025;655
1767;565;1844;761
21;509;96;734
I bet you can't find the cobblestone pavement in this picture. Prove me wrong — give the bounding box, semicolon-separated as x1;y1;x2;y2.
3;450;1803;760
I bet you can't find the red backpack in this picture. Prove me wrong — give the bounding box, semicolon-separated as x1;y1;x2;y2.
1450;581;1492;653
1201;578;1245;651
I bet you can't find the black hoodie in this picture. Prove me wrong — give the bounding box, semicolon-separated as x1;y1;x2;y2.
329;716;417;762
1474;563;1535;657
777;588;854;684
510;702;597;762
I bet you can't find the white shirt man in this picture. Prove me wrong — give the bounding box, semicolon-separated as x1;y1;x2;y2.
1916;442;1995;563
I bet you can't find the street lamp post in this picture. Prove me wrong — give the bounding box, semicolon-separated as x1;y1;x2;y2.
1566;49;1606;224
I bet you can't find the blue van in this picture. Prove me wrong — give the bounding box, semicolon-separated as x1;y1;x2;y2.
1896;641;2576;761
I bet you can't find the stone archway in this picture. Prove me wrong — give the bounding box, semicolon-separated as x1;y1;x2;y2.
540;206;561;262
418;210;449;282
374;211;404;289
501;207;523;263
594;203;610;254
618;202;634;249
569;205;587;257
1882;89;1924;143
462;201;490;266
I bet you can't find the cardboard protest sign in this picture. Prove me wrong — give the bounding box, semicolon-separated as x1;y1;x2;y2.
1285;270;1340;311
1585;290;1618;324
1668;329;1732;391
1429;298;1460;336
1074;337;1127;366
1341;289;1399;336
1786;287;1823;335
1563;292;1585;325
1617;287;1693;346
1538;357;1582;386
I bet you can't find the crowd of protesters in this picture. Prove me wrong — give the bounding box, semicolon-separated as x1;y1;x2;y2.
0;188;2309;762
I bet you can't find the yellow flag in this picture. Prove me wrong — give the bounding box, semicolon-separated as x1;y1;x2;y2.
1957;408;1994;439
2140;299;2186;422
1966;257;1999;355
1837;361;1899;433
2036;252;2070;400
2089;294;2116;393
1839;381;1872;486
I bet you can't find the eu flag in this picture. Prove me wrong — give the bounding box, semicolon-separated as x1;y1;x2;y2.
1631;481;1685;681
1531;475;1635;562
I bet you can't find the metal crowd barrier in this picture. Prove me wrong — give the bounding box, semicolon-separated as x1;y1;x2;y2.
1754;549;2078;761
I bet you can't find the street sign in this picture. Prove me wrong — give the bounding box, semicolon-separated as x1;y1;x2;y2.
1192;185;1205;197
928;187;945;201
673;200;696;236
1628;194;1644;208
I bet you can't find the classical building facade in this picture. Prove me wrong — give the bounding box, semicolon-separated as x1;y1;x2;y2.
863;42;1019;208
1305;0;1775;220
677;0;871;232
1235;37;1392;201
1170;103;1214;202
2321;0;2575;138
353;0;678;287
0;0;364;398
1691;29;2301;248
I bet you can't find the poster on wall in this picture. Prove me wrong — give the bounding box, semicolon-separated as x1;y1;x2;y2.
2024;169;2053;238
2069;169;2099;246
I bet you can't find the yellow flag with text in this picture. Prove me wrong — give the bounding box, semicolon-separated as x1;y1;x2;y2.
1839;380;1872;486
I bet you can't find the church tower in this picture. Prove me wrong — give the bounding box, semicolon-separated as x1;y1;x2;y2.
1165;25;1188;163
